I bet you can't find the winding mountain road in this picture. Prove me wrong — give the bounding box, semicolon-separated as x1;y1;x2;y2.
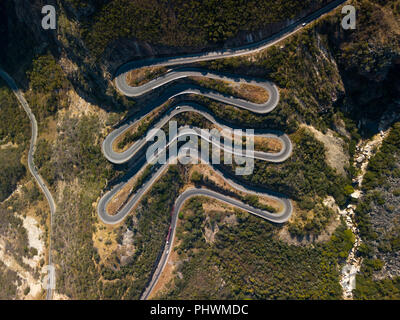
99;70;293;222
114;0;346;78
140;162;293;300
101;57;291;299
100;69;293;298
98;0;347;300
102;101;291;164
0;69;56;300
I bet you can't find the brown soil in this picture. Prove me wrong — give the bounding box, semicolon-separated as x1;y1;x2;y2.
191;76;269;104
208;123;282;153
92;223;119;264
126;66;167;87
235;83;269;103
105;178;136;216
105;164;150;215
254;136;282;153
148;239;181;299
189;164;281;211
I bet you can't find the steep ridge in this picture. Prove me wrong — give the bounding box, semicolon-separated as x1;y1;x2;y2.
0;69;56;300
97;0;352;299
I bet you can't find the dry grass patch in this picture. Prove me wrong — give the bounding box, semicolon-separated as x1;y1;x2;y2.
149;239;182;299
191;76;269;104
93;222;119;265
254;136;282;153
126;66;167;87
235;83;269;103
105;178;137;216
189;164;281;211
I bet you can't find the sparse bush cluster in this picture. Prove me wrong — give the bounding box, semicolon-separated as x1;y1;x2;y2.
26;54;71;121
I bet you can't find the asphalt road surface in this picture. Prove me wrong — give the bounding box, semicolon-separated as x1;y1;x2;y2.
101;64;292;298
98;0;347;299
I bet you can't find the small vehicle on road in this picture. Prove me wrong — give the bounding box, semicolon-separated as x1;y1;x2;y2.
176;106;181;110
302;22;307;27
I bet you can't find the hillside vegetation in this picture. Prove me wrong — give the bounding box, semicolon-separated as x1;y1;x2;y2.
159;197;354;299
0;80;29;201
74;0;331;56
354;123;400;299
0;0;399;300
26;54;71;121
